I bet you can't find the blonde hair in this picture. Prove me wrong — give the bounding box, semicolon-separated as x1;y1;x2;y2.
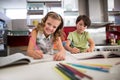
35;11;64;42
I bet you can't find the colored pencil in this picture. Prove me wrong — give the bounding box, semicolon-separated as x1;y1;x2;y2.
56;64;79;80
79;62;112;67
78;63;111;70
68;63;109;73
59;63;93;80
54;67;71;80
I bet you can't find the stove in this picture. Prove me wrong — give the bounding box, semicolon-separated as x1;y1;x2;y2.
94;46;120;52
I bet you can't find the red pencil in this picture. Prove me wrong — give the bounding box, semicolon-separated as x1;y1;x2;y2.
59;63;93;80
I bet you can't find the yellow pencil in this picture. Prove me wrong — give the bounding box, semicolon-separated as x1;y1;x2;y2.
79;62;112;68
54;67;71;80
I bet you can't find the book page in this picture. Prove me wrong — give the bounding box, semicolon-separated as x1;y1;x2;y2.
68;52;105;60
0;53;54;68
107;52;120;58
30;54;53;64
0;53;31;68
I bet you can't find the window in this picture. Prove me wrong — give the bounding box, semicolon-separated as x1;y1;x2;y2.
107;0;115;22
5;9;27;19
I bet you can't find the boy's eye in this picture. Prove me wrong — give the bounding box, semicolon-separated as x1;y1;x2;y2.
79;23;85;27
79;24;84;26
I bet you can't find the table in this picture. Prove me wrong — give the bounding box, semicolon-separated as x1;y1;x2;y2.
0;51;120;80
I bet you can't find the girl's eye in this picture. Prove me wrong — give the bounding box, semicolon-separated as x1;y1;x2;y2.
47;23;51;26
53;26;57;29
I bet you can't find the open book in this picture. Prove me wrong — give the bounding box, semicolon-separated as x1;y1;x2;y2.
69;51;120;60
0;53;53;68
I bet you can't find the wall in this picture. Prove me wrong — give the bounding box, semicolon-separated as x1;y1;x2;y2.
0;0;27;30
88;0;103;22
114;0;120;24
0;0;26;9
12;19;28;30
87;27;106;45
78;0;88;15
0;12;12;30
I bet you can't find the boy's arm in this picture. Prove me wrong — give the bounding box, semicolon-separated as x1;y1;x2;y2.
64;39;73;51
65;40;80;54
87;38;95;52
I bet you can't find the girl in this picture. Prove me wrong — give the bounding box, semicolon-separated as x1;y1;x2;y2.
27;12;65;61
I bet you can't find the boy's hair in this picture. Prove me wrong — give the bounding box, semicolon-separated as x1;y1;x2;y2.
76;15;91;27
35;11;64;41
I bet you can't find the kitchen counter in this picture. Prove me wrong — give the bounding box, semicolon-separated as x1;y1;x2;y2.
94;45;120;52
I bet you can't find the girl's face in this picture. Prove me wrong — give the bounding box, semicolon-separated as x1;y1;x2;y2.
76;20;86;34
43;17;61;37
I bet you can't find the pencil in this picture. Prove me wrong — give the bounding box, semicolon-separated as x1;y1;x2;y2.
56;65;79;80
54;67;71;80
59;63;93;80
68;63;109;73
78;62;111;70
79;62;112;67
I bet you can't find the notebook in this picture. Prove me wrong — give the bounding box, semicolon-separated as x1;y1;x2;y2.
68;51;120;60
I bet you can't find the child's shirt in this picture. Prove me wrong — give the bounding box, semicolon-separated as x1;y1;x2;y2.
67;30;91;52
36;32;53;54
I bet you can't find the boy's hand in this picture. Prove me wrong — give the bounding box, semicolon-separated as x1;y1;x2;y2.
85;48;93;52
71;47;80;54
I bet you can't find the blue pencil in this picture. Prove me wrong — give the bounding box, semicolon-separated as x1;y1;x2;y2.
59;63;93;80
68;63;109;73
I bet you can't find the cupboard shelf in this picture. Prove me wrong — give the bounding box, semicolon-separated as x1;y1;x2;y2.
106;24;120;45
27;10;43;15
108;11;120;16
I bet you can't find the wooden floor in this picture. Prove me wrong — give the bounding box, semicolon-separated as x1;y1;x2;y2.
7;46;27;55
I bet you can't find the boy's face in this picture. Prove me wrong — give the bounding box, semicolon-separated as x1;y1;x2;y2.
76;20;87;34
44;17;60;36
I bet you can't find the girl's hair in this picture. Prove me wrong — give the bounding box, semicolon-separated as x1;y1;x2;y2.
35;11;64;42
76;15;91;27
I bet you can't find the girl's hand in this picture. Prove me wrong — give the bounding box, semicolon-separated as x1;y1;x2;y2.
29;50;44;59
53;52;65;61
71;47;80;54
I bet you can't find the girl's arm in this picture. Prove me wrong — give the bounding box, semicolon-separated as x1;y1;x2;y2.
53;37;66;61
27;30;43;59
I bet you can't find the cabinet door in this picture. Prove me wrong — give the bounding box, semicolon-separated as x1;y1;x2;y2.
63;0;79;26
0;30;8;56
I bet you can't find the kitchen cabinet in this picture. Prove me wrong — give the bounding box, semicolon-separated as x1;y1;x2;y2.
26;0;79;27
26;0;62;27
0;19;8;56
107;0;120;24
63;0;79;26
7;30;30;47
